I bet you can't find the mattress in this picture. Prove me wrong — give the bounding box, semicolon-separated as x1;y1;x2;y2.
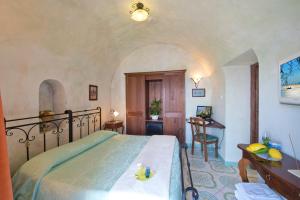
12;131;181;200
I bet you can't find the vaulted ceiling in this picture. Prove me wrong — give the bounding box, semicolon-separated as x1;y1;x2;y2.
1;0;300;72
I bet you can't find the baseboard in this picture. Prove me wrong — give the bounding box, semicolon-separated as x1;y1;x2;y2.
186;142;224;159
187;142;238;166
212;151;238;167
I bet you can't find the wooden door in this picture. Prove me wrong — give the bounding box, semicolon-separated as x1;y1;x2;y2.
126;74;146;135
163;71;185;143
250;63;259;143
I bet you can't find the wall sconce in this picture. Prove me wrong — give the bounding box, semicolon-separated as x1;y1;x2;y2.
129;2;150;22
191;76;202;88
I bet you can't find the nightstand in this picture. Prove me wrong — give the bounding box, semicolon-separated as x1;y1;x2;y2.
104;120;124;134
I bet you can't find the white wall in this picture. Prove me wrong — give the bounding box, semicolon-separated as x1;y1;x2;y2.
223;65;251;162
258;46;300;160
110;44;225;155
0;43;114;174
221;45;300;163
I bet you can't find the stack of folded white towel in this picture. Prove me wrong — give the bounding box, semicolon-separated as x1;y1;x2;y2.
235;183;283;200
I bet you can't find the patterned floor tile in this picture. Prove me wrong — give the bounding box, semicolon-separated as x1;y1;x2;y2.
218;175;241;190
209;160;237;174
198;191;219;200
192;171;217;188
190;157;206;170
185;147;257;200
223;192;237;200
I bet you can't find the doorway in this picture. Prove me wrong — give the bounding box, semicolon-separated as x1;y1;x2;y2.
250;63;259;143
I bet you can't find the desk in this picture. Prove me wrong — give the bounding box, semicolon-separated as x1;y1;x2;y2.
104;120;124;134
238;144;300;199
186;118;225;129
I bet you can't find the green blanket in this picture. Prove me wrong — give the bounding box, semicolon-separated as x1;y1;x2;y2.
12;131;181;200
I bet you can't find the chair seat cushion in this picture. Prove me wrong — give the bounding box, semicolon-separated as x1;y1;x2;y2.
195;134;218;142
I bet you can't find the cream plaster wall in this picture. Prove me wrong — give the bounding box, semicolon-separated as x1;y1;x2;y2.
0;46;112;173
223;65;251;163
220;45;300;164
258;47;300;160
0;2;119;172
0;0;128;174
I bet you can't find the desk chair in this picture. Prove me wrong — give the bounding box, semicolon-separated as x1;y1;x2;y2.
190;117;218;162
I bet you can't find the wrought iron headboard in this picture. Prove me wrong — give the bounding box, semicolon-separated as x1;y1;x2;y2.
5;107;101;161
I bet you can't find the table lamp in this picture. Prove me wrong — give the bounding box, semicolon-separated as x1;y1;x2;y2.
112;110;119;121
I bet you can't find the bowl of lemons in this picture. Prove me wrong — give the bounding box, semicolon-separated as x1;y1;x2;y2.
246;143;282;161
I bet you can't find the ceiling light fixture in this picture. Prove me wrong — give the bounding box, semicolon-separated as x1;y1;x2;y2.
130;2;150;22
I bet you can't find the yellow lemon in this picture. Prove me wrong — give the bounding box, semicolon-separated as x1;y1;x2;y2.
268;148;282;160
247;143;267;152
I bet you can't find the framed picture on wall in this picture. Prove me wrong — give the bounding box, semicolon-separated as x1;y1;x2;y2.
192;88;205;97
279;52;300;105
89;85;98;101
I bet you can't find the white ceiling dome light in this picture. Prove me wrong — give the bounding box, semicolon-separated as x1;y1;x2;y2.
130;2;150;22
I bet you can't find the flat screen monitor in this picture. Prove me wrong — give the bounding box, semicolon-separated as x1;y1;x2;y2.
196;106;212;119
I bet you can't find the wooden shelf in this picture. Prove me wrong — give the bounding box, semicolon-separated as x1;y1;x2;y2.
145;119;163;123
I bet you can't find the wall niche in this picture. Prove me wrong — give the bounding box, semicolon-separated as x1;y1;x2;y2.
39;79;66;120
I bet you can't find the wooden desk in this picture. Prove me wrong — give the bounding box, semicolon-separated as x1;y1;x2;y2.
104;120;124;134
187;118;225;129
238;144;300;199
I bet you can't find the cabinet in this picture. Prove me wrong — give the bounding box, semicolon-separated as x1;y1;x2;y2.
163;72;185;143
125;74;145;135
125;70;186;143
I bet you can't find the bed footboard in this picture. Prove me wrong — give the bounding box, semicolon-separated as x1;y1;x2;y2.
180;143;199;200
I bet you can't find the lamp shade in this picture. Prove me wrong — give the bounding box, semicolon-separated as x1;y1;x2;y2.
113;111;119;117
131;9;149;21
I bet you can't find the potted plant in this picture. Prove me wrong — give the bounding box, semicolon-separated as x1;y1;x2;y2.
150;99;161;120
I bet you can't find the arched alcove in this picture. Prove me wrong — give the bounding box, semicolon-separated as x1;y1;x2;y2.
39;79;66;114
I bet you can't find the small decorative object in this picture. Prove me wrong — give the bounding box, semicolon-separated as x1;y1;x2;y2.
129;2;150;22
196;106;212;119
39;110;55;132
145;167;151;178
262;136;271;146
89;85;98;101
150;99;161;120
268;141;282;151
192;88;205;97
279;52;300;105
135;163;154;181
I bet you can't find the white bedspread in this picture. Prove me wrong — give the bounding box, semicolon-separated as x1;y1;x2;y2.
107;135;176;200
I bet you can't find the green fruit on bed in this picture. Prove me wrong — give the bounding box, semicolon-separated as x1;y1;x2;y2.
253;147;268;154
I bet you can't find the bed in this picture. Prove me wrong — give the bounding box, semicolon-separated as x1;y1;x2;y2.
5;107;198;200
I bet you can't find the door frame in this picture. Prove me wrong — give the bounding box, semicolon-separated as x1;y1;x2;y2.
250;63;259;143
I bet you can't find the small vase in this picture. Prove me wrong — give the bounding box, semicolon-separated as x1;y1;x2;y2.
151;115;159;120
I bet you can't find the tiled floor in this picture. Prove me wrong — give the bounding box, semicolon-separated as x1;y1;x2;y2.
184;147;258;200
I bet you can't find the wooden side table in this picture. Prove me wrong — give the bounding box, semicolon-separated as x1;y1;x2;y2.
104;120;124;134
238;144;300;199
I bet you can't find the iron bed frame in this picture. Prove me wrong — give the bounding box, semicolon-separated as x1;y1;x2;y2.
5;107;198;200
